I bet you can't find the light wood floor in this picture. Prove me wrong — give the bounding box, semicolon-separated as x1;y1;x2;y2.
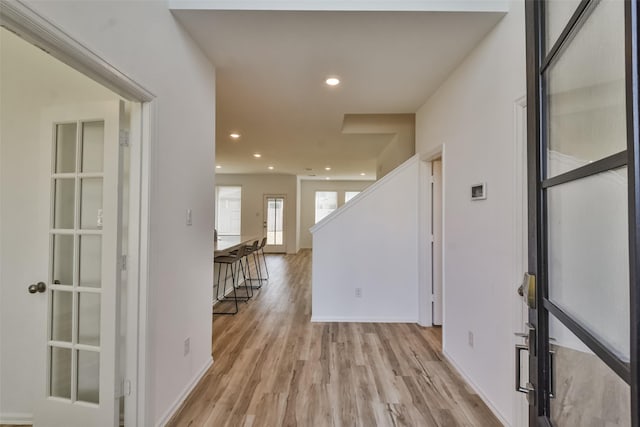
168;250;501;427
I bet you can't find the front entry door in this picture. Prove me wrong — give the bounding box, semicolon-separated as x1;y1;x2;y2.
263;195;286;253
524;0;639;426
33;101;125;427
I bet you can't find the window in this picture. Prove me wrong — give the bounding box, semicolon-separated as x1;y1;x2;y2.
345;191;360;203
315;191;337;223
215;186;241;235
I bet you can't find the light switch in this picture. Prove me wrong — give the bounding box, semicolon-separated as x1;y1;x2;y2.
186;209;192;226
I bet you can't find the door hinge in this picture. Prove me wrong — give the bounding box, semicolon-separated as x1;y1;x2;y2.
116;379;132;398
119;129;130;147
121;254;127;271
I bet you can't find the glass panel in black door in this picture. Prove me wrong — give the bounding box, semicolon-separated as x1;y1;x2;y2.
547;167;629;361
546;0;626;178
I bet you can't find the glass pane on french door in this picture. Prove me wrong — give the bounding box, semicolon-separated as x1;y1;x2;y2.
49;120;104;404
546;0;626;178
547;167;629;360
549;315;630;426
266;197;284;245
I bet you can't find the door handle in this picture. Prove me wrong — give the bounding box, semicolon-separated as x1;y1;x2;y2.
515;344;529;393
28;282;46;294
549;348;556;398
515;344;537;404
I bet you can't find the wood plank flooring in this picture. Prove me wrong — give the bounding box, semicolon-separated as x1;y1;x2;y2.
168;250;501;427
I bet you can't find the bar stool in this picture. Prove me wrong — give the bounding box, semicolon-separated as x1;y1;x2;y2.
213;244;251;315
231;240;265;289
246;240;266;289
258;237;269;280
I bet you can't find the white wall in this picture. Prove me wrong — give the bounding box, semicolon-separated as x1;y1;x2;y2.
0;28;122;422
415;1;525;424
299;179;373;249
311;157;419;322
216;173;297;253
341;114;415;180
20;2;217;425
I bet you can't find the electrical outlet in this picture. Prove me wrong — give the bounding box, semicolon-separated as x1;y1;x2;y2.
186;209;192;226
355;288;362;298
184;337;190;356
468;331;474;348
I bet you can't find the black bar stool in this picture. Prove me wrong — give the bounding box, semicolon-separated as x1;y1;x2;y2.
257;237;269;280
213;244;251;315
230;240;264;289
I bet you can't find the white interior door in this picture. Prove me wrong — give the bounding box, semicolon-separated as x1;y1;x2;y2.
33;101;124;427
263;195;286;253
432;159;443;326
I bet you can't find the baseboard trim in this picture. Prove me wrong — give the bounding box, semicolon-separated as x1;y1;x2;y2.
310;316;418;323
155;357;213;427
442;350;510;427
0;412;33;424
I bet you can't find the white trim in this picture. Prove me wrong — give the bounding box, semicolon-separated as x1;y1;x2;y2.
138;101;156;427
0;413;33;424
310;316;418;323
168;0;510;12
0;0;154;102
154;357;214;427
442;350;510;427
417;159;432;327
417;146;445;330
310;154;420;233
512;95;528;427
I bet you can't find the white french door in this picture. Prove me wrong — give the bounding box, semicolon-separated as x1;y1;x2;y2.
33;101;125;427
263;195;286;253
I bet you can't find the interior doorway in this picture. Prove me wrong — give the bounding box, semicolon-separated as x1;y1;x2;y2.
0;17;149;426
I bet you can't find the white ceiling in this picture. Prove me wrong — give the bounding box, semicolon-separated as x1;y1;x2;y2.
171;5;505;180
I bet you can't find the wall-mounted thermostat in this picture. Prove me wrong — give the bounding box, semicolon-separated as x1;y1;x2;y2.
471;183;487;201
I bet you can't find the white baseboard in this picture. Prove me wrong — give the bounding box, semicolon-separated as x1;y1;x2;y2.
310;316;418;323
442;350;510;427
155;357;213;427
0;412;33;424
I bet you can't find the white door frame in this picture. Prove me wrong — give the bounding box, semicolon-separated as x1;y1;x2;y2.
512;95;528;427
418;145;445;331
0;2;154;426
431;158;443;326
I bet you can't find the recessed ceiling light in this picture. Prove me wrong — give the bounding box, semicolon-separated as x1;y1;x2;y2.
325;166;331;171
325;177;331;180
253;153;262;158
325;77;340;86
230;133;241;139
360;172;366;176
216;165;222;169
268;166;274;170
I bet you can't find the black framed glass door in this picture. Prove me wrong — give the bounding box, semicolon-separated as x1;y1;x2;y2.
525;0;640;426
